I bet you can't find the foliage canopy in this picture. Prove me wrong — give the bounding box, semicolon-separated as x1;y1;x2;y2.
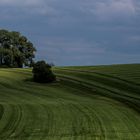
0;29;36;68
32;61;56;83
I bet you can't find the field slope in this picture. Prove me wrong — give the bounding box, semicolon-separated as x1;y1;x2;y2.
0;64;140;140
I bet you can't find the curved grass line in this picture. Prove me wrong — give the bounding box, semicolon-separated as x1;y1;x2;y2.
55;68;140;86
55;69;140;94
55;68;139;98
57;74;140;113
0;66;140;139
0;105;4;121
0;105;22;140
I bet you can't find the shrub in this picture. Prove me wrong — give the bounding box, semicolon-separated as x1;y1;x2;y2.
32;61;56;83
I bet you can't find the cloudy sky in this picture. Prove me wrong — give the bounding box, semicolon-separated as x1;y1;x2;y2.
0;0;140;66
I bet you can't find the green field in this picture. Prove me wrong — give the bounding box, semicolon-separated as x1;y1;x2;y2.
0;64;140;140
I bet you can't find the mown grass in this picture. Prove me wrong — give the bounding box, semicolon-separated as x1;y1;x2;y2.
0;64;140;140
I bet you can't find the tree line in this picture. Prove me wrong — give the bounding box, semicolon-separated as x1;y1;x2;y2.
0;29;36;68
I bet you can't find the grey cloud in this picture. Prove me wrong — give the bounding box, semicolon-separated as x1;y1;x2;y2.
129;35;140;42
80;0;140;21
0;0;44;6
0;0;140;65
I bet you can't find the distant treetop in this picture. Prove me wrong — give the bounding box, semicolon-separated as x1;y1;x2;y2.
0;29;36;68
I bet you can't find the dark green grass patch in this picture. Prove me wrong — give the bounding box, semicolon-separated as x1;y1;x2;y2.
0;64;140;139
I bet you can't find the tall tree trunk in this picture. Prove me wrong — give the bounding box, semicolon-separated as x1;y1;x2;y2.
17;57;23;68
0;53;3;65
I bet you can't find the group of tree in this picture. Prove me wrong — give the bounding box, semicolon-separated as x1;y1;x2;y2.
0;29;56;83
0;29;36;68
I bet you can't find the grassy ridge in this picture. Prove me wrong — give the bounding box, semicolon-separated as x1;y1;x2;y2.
0;64;140;140
65;64;140;84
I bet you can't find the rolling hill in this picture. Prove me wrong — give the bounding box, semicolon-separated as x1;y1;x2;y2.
0;64;140;140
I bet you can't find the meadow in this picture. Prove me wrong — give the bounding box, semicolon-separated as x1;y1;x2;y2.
0;64;140;140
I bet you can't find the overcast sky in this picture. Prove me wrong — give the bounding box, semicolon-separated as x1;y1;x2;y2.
0;0;140;66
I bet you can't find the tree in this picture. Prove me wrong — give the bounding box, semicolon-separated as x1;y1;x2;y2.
0;29;36;68
32;61;56;83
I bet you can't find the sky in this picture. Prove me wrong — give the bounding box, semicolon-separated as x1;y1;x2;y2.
0;0;140;66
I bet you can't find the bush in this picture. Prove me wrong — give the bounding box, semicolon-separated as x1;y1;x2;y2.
32;61;56;83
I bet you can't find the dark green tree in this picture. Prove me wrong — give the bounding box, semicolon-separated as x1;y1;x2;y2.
0;29;36;68
32;61;56;83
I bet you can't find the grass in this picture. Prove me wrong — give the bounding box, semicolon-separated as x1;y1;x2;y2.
0;64;140;140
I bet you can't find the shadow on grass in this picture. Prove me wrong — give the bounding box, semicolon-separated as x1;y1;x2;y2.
24;78;59;86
